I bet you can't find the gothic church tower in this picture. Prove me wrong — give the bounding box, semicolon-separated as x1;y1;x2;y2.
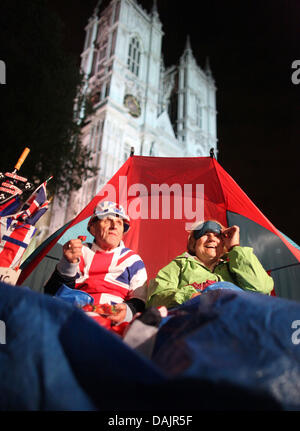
49;0;217;233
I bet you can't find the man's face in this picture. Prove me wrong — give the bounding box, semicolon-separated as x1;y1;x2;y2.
90;216;124;250
193;231;224;266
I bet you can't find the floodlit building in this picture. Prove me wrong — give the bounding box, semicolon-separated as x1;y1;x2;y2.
49;0;217;233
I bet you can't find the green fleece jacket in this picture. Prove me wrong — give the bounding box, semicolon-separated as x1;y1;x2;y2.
147;246;274;308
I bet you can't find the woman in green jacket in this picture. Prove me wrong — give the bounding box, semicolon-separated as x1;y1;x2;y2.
147;220;274;309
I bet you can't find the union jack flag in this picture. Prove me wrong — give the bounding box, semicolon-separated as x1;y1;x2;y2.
0;182;50;270
61;241;148;305
0;196;21;217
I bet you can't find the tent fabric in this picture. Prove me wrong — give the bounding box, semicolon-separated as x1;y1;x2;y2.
0;283;163;411
3;283;300;410
6;156;300;412
227;212;300;300
19;156;300;301
152;288;300;411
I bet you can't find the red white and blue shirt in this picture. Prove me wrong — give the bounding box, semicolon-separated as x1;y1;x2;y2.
56;241;147;306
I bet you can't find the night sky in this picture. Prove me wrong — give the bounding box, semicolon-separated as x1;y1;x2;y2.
50;0;300;243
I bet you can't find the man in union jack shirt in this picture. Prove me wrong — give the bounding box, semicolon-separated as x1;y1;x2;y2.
44;201;147;325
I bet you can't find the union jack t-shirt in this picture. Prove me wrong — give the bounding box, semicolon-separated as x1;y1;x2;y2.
56;241;147;306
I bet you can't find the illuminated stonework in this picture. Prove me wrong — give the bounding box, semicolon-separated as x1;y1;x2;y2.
49;0;217;232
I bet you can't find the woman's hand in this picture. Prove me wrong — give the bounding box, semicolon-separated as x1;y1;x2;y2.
222;225;240;251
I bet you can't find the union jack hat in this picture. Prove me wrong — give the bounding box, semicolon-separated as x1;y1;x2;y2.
88;201;130;233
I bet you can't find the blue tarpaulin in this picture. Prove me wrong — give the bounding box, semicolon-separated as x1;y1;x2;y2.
1;282;300;410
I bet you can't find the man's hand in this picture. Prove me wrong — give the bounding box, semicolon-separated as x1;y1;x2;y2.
222;225;240;251
63;239;83;263
107;303;127;324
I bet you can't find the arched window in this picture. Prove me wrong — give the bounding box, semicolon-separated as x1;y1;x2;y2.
127;37;141;76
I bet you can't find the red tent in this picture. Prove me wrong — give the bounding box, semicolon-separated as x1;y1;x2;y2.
19;156;300;301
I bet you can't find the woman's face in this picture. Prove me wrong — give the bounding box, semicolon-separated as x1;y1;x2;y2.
193;230;224;266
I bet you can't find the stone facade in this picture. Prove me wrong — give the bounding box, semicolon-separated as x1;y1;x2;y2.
49;0;217;233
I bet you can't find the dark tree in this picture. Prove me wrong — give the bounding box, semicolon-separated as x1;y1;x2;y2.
0;0;97;198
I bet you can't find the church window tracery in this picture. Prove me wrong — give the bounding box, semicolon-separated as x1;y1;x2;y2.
127;36;141;76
